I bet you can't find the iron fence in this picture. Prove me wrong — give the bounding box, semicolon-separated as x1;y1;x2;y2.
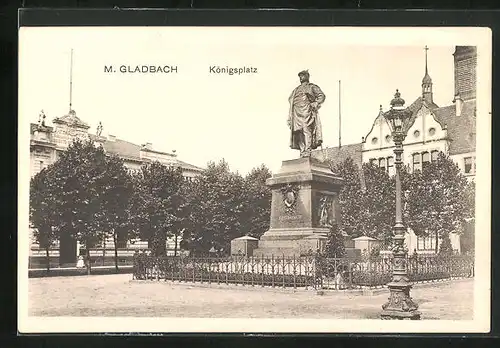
133;253;474;290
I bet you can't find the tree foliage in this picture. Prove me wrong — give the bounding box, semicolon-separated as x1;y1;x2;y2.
185;160;247;255
30;139;136;271
404;152;473;253
49;139;112;272
242;164;272;239
324;224;346;258
360;162;396;245
330;157;364;238
329;157;395;246
329;152;473;253
98;154;134;270
130;161;185;256
29;164;60;271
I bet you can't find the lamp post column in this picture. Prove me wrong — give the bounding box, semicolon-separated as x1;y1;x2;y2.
381;91;421;320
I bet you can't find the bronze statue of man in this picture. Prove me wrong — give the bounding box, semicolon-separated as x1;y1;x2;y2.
288;70;326;157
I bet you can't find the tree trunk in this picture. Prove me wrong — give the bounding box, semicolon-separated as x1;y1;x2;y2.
174;233;178;257
113;230;119;273
86;241;91;275
435;231;439;254
45;245;50;273
102;238;106;267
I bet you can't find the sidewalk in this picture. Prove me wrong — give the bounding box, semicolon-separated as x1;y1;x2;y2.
29;273;474;319
29;265;133;278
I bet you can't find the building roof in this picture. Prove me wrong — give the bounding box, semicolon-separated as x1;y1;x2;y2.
177;160;204;172
353;236;378;241
422;72;432;84
101;137;143;161
311;143;365;189
433;99;476;155
233;235;259;241
311;143;364;170
88;134;204;171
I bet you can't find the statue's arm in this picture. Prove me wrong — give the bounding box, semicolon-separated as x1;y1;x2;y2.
312;84;326;105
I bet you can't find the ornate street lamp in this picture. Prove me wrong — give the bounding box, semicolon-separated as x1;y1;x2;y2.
380;90;421;320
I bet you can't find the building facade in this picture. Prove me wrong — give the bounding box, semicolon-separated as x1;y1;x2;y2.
313;46;477;254
29;109;204;266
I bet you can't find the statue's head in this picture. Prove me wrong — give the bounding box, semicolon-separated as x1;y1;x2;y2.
298;70;310;83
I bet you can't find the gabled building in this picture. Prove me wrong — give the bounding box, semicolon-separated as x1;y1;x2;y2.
313;46;477;254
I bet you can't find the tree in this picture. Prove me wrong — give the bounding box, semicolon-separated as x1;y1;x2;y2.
329;157;364;239
130;161;185;256
439;232;454;256
360;162;396;245
405;152;473;253
242;164;272;239
29;165;60;272
186;160;246;256
98;154;134;271
168;178;192;257
324;224;346;258
48;139;111;274
329;157;396;245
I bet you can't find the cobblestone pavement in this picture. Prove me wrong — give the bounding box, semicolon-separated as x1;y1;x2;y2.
28;274;473;319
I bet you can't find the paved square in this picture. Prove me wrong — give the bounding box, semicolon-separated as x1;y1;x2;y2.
28;274;473;319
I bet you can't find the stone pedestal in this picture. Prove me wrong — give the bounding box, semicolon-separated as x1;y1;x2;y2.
253;157;344;258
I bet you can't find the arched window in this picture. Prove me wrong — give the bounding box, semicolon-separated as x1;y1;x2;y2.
431;150;439;162
412;153;421;172
369;158;377;166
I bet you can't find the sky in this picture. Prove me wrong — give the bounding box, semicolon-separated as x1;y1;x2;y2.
19;27;488;175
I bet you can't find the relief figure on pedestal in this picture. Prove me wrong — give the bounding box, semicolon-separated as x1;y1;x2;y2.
318;195;334;227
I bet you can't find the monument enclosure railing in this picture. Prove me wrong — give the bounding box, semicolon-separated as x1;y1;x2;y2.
133;253;474;290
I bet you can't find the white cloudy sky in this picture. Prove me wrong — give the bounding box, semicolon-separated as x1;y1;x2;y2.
19;27;488;174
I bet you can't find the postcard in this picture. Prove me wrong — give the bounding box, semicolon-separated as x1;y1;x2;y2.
18;25;491;333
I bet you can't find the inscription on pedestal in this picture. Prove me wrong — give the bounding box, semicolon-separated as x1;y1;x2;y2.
279;215;303;222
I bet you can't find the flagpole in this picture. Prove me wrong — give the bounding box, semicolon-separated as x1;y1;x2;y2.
69;48;73;111
338;80;342;149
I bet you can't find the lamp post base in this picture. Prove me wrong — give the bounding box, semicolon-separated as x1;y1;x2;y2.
381;282;421;320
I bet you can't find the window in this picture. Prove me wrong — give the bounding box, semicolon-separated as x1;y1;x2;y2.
417;235;438;251
379;158;386;171
387;157;394;175
428;127;436;136
385;135;392;143
412;153;421;172
371;137;378;144
369;158;377;166
431;150;439;162
422;152;430;169
464;157;474;174
39;161;45;171
413;130;421;138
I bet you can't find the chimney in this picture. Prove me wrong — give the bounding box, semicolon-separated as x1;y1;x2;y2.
107;134;116;142
453;94;464;116
143;142;152;150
